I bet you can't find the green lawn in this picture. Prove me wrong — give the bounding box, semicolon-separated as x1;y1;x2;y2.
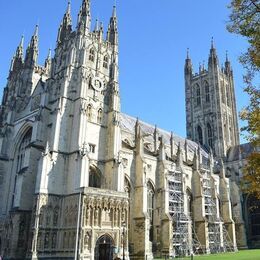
156;249;260;260
189;249;260;260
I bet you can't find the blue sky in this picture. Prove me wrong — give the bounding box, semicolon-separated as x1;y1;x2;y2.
0;0;249;143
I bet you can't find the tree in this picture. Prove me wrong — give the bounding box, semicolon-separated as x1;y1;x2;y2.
227;0;260;198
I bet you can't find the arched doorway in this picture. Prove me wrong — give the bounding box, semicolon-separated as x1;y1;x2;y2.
95;234;114;260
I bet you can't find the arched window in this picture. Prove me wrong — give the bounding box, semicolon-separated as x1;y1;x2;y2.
88;77;92;89
87;105;92;120
103;55;109;69
89;167;101;188
207;123;213;149
124;177;131;197
205;82;210;103
147;181;154;242
12;128;32;208
196;84;201;106
97;109;102;124
16;128;32;173
197;125;203;145
89;48;95;62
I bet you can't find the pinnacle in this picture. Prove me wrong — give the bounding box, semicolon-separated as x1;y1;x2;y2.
211;37;214;49
226;50;229;62
19;35;24;47
34;24;39;37
67;0;71;14
186;48;190;59
112;5;117;17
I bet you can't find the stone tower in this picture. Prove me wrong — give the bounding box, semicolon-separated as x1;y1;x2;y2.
0;2;247;259
185;41;240;158
0;1;128;259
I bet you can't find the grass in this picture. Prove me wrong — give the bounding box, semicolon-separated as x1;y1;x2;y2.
155;249;260;260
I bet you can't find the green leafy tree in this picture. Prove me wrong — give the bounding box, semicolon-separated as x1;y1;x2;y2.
227;0;260;198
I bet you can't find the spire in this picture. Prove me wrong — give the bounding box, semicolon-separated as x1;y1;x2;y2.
107;5;118;45
45;48;52;75
25;25;39;67
16;35;24;59
57;1;72;44
185;48;192;75
77;0;91;35
186;47;190;59
225;50;232;75
208;37;219;68
94;18;99;31
112;5;117;17
176;142;184;169
226;50;229;62
211;36;214;49
67;0;71;13
210;37;216;55
10;36;24;73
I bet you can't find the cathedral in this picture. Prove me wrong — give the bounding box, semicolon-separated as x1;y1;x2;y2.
0;1;257;259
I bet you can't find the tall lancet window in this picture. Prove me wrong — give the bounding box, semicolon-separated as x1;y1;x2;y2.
12;128;32;208
205;81;210;103
97;108;102;124
207;123;213;149
89;48;95;62
87;105;92;120
197;125;203;145
16;129;32;172
196;84;201;106
103;55;109;69
147;181;154;242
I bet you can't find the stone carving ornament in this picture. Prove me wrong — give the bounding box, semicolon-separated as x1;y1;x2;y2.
91;76;104;92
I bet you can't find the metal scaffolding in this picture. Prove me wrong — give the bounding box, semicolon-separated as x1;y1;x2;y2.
168;167;235;257
201;170;235;253
168;170;203;257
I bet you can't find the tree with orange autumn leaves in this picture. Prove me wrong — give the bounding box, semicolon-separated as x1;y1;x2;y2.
227;0;260;198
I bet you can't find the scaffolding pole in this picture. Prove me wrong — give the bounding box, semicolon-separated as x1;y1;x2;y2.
202;170;235;253
168;170;203;257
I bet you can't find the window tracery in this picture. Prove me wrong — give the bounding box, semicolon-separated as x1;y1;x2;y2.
87;105;92;120
103;55;109;69
196;84;201;106
89;48;95;62
197;125;203;145
12;128;32;208
205;81;210;103
97;108;102;124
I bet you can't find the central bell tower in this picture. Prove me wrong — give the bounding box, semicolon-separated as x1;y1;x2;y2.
185;41;239;158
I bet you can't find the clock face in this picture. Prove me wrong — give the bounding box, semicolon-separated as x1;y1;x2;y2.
91;77;104;92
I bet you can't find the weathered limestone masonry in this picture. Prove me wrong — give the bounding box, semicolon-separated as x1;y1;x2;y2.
185;44;240;159
184;44;250;250
0;0;252;259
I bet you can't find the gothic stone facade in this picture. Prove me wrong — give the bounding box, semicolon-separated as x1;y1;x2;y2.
0;1;250;259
